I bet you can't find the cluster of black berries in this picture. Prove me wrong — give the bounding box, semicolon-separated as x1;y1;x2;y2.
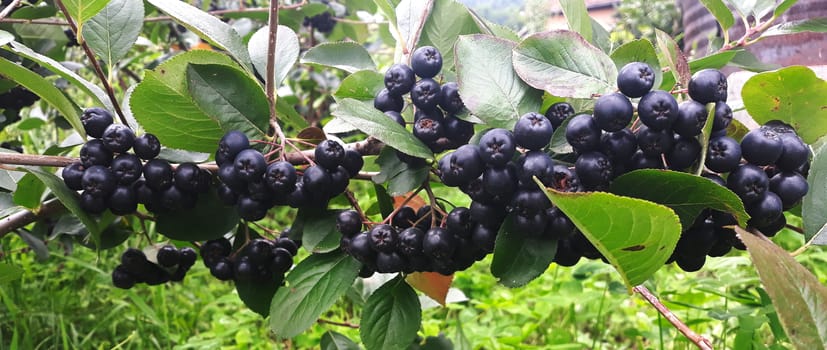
337;205;496;276
199;235;298;284
0;86;40;111
374;46;473;161
214;132;364;221
62;107;212;216
303;11;337;33
111;245;197;289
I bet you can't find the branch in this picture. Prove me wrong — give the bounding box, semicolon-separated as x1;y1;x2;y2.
0;198;66;238
316;318;359;329
633;285;713;350
0;0;22;21
265;0;287;155
54;0;129;127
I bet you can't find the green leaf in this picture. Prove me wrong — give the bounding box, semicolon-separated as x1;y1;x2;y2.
21;168;102;243
13;173;46;210
455;34;542;129
610;39;663;91
688;51;739;71
333;70;384;101
61;0;110;37
610;170;750;228
248;25;299;87
276;96;308;130
742;66;827;144
559;0;592;44
300;42;376;74
699;0;735;31
590;17;611;53
774;0;799;17
322;331;360;350
374;183;394;218
0;57;84;138
803;142;827;244
763;18;827;37
548;115;574;154
4;41;111;111
490;214;557;288
147;0;253;72
0;30;13;46
236;277;281;317
296;208;341;253
395;0;434;56
332;98;432;160
155;188;239;241
269;251;361;338
512;30;617;99
738;227;827;349
186;63;269;138
418;0;480;72
82;0;143;66
540;182;682;289
655;29;690;89
361;276;421;350
0;263;23;284
372;147;428;196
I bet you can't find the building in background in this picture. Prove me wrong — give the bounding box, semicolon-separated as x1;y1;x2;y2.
546;0;620;30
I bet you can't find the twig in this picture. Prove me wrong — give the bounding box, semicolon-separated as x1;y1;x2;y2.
633;285;713;350
0;198;66;238
344;190;365;221
381;187;425;225
317;318;359;329
785;224;804;234
265;0;288;157
54;0;128;127
0;0;22;21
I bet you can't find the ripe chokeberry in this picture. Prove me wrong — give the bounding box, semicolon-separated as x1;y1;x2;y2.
688;69;728;104
667;136;701;170
482;165;517;197
410;78;441;111
101;124;136;153
741;128;783;166
391;206;417;229
565;114;602;153
617;62;655;98
412;115;445;144
369;224;398;253
384;63;415;96
133;133;161;160
600;128;636;162
439;82;464;114
80;139;114;167
422;227;456;261
233;149;266;181
62;162;85;190
478;128;516;167
398;227;425;256
769;172;809;209
438;144;484;187
80;191;107;214
315;140;346;171
593;92;633;132
218;131;249;162
82;165;117;198
776;132;809;171
110;154;142;185
301;165;332;195
514;112;554;150
384;111;405;126
336;210;362;236
264;161;297;194
156;245;181;267
637;90;679;131
712;102;732;131
342;149;364;178
545;102;575;129
81;107;114;138
143;159;174;191
107;185;138;215
673;101;707;137
635;125;674;157
374;88;404;113
727;164;770;204
705;136;741;173
516;150;554;186
411;46;443;78
575;151;613;189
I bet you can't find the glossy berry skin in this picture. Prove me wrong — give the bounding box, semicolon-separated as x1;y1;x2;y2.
688;69;728;104
336;210;362;236
210;258;234;281
600;129;636;162
446;207;472;237
575;152;613;189
101;124;136;153
444;115;474;146
315;140;345;170
156;245;181;267
478;129;516;167
107;185;138;215
673;101;707;137
82;165;117;198
545;102;575;129
516;150;554;186
159;185;197;211
62;162;85;191
617;62;655;98
410;78;442;111
143;159;174;191
628;150;665;171
635;125;674;157
327;166;350;196
667;136;701;170
173;163;201;193
593;92;633;132
373;88;404;112
133;133;161;160
301;165;332;195
110;154;142;185
111;266;136;289
514;112;554;150
746;192;783;227
511;189;550;216
384;63;415;96
638;90;679;131
270;247;293;274
439;82;464;114
80;139;114;167
218;131;249;162
483;165;517;197
741;128;783;166
769;172;809;209
233;149;266;182
422;227;456;260
712;102;732;132
565;114;602;153
727;164;770;204
342;150;364;178
411;46;443;78
398;227;425;256
413;116;444;144
236;195;268;221
387;206;415;229
384;111;405;126
438;145;484;187
80;191;107;214
264;161;297;194
369;224;398;253
348;232;376;264
776;132;809;171
81;107;114;138
705;136;741;173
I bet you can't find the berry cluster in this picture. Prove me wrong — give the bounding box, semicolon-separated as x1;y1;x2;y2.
200;235;298;284
337;205;497;276
0;86;40;111
375;46;473;161
62;107;212;216
303;12;337;33
214;132;364;220
111;245;197;289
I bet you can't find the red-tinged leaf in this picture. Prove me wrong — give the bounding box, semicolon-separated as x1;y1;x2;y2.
405;271;453;305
